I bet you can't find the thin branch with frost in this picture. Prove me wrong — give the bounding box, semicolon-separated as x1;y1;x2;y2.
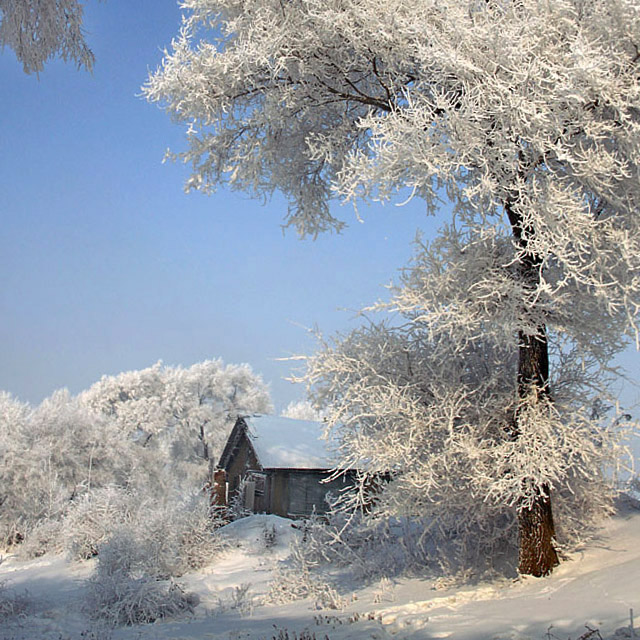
1;0;96;73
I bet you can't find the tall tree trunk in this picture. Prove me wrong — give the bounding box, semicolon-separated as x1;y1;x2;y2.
506;200;560;577
515;330;559;577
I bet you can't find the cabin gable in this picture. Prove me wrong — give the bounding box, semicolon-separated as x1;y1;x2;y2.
218;416;354;518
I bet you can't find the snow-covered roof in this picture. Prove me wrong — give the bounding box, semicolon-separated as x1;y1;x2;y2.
244;415;335;469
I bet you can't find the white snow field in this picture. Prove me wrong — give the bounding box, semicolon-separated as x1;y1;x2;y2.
1;507;640;640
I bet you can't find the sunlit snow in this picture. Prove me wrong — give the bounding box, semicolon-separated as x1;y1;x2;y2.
2;506;640;640
245;415;335;469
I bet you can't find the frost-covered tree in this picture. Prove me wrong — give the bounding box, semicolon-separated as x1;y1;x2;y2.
80;359;272;473
1;0;95;73
0;359;268;551
0;389;149;544
281;399;324;422
145;0;640;576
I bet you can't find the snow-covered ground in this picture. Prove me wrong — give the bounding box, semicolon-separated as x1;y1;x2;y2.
2;507;640;640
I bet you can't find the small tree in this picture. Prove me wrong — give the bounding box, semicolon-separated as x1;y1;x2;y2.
145;0;640;575
1;0;95;73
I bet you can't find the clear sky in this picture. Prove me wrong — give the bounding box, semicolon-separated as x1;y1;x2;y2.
0;0;438;412
1;0;639;421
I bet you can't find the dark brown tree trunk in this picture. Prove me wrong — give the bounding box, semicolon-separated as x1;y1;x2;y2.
506;200;560;577
200;423;210;461
515;331;559;576
517;482;558;576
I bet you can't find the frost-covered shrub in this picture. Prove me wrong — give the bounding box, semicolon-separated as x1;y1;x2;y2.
0;580;30;621
62;486;136;560
127;494;227;578
174;499;228;572
268;509;439;607
268;550;347;610
267;518;348;610
0;390;155;547
76;492;226;575
17;485;138;560
85;530;198;627
301;512;438;580
262;522;278;550
624;475;640;503
17;518;64;559
299;317;633;578
215;582;255;615
18;483;226;573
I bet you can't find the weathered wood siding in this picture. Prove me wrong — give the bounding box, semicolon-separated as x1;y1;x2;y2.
269;470;356;518
219;417;358;519
226;437;260;498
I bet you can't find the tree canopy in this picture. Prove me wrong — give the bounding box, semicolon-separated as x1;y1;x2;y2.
79;359;273;468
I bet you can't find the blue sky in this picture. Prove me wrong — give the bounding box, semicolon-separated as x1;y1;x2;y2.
1;0;639;420
0;0;436;411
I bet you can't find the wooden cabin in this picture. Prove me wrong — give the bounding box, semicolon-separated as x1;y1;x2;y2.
217;415;355;518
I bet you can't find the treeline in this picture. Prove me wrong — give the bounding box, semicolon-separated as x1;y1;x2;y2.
0;359;271;553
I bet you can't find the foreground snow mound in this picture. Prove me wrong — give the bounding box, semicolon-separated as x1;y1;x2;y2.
1;509;640;639
219;514;299;555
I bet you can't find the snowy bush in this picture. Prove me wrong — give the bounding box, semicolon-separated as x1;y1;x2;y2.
267;521;348;610
625;475;640;503
85;530;198;627
18;483;226;576
0;580;30;621
83;495;224;628
302;511;436;580
175;501;229;572
61;486;136;561
268;550;347;611
262;522;278;550
216;582;255;615
129;495;227;578
297;315;633;578
268;508;444;607
0;390;152;548
17;518;65;559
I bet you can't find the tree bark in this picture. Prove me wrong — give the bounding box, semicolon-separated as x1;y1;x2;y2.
517;481;558;576
506;200;560;577
515;330;559;577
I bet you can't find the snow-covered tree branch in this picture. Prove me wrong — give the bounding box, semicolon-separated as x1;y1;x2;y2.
1;0;95;73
